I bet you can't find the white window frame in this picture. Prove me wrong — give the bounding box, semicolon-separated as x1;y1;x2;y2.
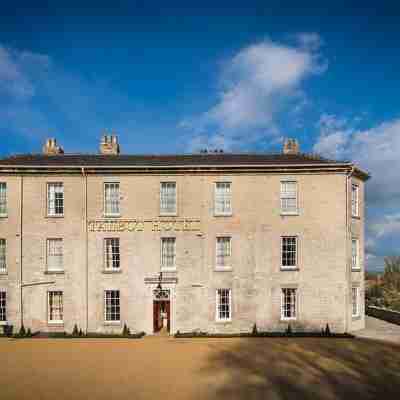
47;182;64;217
160;182;177;216
281;288;297;321
351;184;359;217
281;236;298;270
352;286;360;317
104;182;120;217
351;238;360;270
280;180;298;215
160;237;176;271
214;182;232;216
46;238;64;272
215;236;232;270
104;289;121;323
104;238;121;271
216;288;232;322
0;290;6;323
0;182;7;217
0;239;6;273
48;291;63;324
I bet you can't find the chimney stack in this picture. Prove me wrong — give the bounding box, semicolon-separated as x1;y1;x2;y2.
42;138;64;155
283;138;300;155
100;134;120;155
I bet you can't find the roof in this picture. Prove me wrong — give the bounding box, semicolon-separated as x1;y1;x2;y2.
0;152;370;179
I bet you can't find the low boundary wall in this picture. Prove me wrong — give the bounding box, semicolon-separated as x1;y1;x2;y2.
366;305;400;326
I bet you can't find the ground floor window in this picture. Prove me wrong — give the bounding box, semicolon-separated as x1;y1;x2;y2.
48;291;63;323
104;290;120;322
281;288;297;320
352;287;360;317
216;288;231;321
0;291;6;322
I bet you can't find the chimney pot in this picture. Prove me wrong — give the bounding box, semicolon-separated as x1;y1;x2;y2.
100;133;120;155
283;138;300;155
42;138;64;155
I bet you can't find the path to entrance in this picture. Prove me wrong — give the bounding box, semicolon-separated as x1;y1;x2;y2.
2;332;400;400
354;316;400;344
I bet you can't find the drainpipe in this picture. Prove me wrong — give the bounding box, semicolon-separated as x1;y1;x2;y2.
344;166;354;332
19;175;24;329
82;167;89;333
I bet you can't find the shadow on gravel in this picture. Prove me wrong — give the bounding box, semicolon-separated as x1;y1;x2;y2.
202;338;400;400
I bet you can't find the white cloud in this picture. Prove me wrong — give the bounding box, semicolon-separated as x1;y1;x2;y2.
370;213;400;239
0;45;50;100
182;35;326;151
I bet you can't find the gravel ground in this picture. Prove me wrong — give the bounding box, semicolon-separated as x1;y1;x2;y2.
355;316;400;344
2;333;400;400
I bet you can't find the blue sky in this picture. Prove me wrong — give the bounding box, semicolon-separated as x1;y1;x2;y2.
0;1;399;270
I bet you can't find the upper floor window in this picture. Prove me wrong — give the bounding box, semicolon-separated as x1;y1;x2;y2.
351;184;359;217
104;290;120;322
0;291;6;322
104;238;120;271
47;183;64;216
351;239;360;270
0;239;6;273
216;236;231;269
215;182;232;215
160;182;177;215
104;182;120;216
47;239;63;272
161;237;176;270
281;181;298;214
48;291;63;323
352;286;360;317
281;288;297;320
0;183;7;216
216;288;231;321
281;236;297;269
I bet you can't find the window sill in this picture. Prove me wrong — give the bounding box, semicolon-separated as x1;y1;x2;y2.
214;213;233;217
161;267;177;272
215;319;232;324
45;270;64;275
351;268;362;272
0;271;8;276
281;318;297;322
102;270;122;274
0;321;8;326
214;267;233;272
46;215;64;219
280;267;299;271
159;212;178;217
0;214;8;218
103;321;121;326
47;322;64;326
280;212;299;216
351;215;361;220
352;315;361;320
103;214;121;218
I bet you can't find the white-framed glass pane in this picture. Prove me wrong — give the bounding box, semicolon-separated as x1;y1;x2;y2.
216;237;231;267
282;237;297;268
352;287;359;317
104;183;120;215
104;290;120;321
47;239;63;271
47;183;64;216
48;291;63;322
104;238;120;270
0;239;6;272
281;181;297;213
0;183;7;215
352;239;359;269
217;288;231;321
160;182;177;214
161;237;176;269
0;291;6;321
215;182;232;214
282;288;297;319
351;184;359;216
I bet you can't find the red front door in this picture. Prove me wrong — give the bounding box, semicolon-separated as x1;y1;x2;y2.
153;300;170;333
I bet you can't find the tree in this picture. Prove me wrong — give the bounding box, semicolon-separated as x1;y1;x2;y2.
382;256;400;311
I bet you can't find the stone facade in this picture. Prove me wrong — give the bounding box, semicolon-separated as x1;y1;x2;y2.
0;140;369;334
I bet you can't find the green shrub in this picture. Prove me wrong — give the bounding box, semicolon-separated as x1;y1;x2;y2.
19;324;26;337
324;324;331;336
72;324;79;336
252;323;258;336
122;323;130;336
26;328;32;337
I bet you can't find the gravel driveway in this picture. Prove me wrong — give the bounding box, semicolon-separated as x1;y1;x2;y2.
355;316;400;344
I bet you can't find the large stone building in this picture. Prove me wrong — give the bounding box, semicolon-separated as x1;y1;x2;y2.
0;136;369;335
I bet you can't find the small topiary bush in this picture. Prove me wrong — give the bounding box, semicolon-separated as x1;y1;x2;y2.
324;324;331;336
19;324;26;337
72;324;79;336
252;323;258;336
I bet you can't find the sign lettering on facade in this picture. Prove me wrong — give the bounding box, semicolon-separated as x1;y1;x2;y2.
88;219;201;232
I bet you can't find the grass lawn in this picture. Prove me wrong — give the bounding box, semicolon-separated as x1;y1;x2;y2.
1;336;400;400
